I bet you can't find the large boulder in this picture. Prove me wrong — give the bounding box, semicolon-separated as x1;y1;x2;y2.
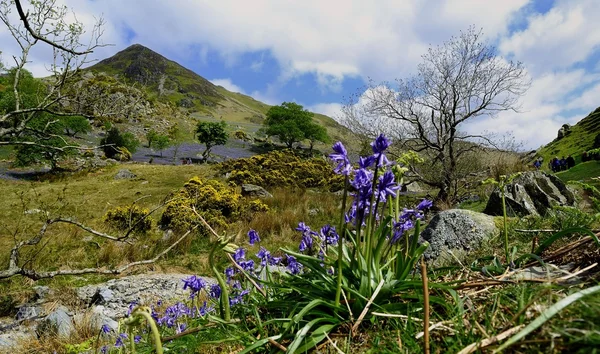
421;209;498;266
241;184;273;198
483;171;575;217
114;169;136;180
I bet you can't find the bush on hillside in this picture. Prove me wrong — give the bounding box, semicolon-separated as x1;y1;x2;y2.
160;177;268;234
104;205;153;233
219;150;344;191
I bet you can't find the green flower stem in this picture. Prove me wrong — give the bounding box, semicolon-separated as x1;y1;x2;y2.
130;307;163;354
501;184;509;265
335;176;349;308
209;243;231;321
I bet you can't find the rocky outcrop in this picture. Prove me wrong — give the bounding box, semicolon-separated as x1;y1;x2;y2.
421;209;498;266
114;169;137;180
483;171;575;217
557;124;571;139
241;184;273;198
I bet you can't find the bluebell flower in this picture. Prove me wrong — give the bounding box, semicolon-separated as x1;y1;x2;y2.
134;335;142;343
351;168;373;189
295;222;311;234
377;171;400;200
286;255;303;275
239;259;255;272
115;333;128;347
101;324;111;334
127;301;138;316
320;224;339;245
182;275;206;295
329;141;352;175
358;155;375;169
177;323;187;334
256;247;271;266
371;134;391;154
233;247;246;263
209;283;221;299
391;219;415;244
225;267;235;281
417;199;433;211
269;255;282;265
100;346;108;354
248;229;260;245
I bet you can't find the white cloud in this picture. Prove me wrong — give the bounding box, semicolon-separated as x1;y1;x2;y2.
306;103;343;120
500;0;600;73
210;78;245;94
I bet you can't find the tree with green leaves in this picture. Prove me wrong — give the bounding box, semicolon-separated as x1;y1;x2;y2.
0;0;106;151
305;122;330;153
146;129;159;148
154;134;170;157
61;116;91;137
264;102;313;148
101;127;140;159
196;121;228;162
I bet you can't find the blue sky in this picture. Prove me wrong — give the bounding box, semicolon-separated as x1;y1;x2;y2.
2;0;599;149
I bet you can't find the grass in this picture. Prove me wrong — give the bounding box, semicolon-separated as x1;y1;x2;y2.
556;160;600;188
537;107;600;165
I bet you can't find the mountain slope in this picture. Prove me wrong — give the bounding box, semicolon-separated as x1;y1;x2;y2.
537;107;600;163
86;44;350;143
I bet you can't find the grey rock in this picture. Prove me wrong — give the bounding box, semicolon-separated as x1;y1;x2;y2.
77;273;216;319
421;209;498;266
241;184;273;198
15;305;43;321
33;286;50;301
90;287;114;305
404;181;424;193
557;124;571;139
308;208;320;216
162;229;174;241
114;169;137;180
38;306;74;338
483;171;575;217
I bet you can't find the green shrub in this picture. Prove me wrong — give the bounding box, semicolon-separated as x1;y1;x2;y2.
549;205;599;230
219;150;344;191
104;205;153;233
160;177;241;233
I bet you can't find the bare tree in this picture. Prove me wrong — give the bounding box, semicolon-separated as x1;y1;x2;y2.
363;27;529;202
0;0;106;150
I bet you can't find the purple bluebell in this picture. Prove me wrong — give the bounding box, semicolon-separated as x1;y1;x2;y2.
233;247;246;263
239;259;255;272
127;301;138;316
320;224;339;245
295;222;311;234
256;247;271;266
182;275;206;295
100;346;108;354
286;255;303;275
134;335;142;343
358;155;375;169
115;333;128;347
377;171;400;200
329;141;352;175
177;323;187;334
225;267;235;281
371;134;391;154
269;255;282;265
248;229;260;245
351;168;373;189
209;283;222;299
417;199;433;211
101;324;111;334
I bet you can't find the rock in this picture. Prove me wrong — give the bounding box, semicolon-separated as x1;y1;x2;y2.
77;273;216;319
241;184;273;198
557;124;571;139
404;181;424;193
32;286;51;302
483;171;576;217
421;209;498;266
114;169;137;180
38;306;74;338
162;229;174;241
308;208;320;216
15;305;43;321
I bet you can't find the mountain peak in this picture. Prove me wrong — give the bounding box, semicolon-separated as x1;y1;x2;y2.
88;44;221;108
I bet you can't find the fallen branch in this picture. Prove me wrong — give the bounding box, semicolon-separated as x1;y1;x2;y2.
0;226;197;280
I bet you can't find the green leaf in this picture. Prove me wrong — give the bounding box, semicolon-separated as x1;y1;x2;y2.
535;227;600;255
494;284;600;352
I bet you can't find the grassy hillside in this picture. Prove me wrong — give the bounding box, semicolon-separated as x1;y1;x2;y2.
85;44;351;147
536;107;600;164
